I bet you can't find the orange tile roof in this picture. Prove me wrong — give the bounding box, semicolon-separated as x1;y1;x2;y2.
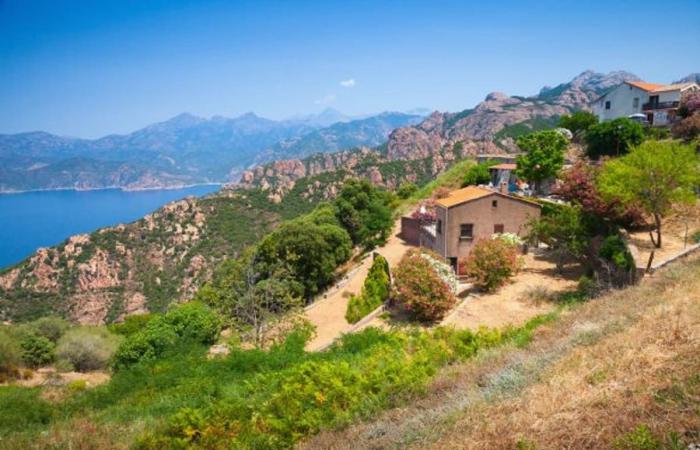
651;82;697;93
489;163;517;170
625;81;666;92
436;186;494;208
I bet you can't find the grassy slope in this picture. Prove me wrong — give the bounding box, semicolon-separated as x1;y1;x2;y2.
302;254;700;449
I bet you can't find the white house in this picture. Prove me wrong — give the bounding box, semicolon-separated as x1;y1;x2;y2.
592;80;699;126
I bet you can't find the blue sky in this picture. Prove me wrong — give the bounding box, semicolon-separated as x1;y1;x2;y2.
1;0;699;138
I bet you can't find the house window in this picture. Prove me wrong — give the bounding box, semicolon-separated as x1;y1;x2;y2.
436;219;442;235
494;224;504;234
460;224;473;240
605;101;611;110
633;97;639;108
492;200;498;208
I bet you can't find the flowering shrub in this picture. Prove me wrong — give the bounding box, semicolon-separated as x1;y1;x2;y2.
410;200;437;224
392;250;457;322
492;232;523;247
554;160;645;227
462;239;520;292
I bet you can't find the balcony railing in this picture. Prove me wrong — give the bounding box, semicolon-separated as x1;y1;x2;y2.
642;101;679;111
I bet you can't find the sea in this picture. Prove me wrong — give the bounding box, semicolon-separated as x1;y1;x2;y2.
0;185;221;269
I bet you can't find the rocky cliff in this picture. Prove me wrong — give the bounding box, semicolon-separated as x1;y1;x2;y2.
387;70;639;158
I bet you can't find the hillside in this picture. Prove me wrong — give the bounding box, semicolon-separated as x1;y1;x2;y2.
387;70;640;157
0;147;461;324
0;111;420;192
301;254;700;449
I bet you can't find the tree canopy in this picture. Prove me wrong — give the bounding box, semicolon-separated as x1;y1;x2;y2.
585;117;644;159
515;130;567;193
558;111;597;139
597;140;700;248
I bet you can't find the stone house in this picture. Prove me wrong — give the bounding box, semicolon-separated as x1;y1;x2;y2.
421;186;541;270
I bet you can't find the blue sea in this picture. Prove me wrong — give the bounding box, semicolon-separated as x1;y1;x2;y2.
0;185;221;269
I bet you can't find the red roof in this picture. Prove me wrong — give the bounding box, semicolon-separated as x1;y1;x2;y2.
625;81;666;92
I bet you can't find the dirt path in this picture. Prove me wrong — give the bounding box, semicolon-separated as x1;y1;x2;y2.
304;219;412;351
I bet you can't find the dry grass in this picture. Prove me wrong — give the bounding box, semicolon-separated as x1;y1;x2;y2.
300;253;700;450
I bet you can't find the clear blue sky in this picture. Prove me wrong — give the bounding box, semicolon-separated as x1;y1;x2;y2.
1;0;699;138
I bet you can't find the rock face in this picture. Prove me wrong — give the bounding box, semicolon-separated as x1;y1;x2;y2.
387;70;640;158
0;193;280;324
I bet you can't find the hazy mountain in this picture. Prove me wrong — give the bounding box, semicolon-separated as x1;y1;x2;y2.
0;111;419;192
256;112;422;162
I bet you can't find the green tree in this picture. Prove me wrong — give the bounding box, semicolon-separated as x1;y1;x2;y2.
585;117;644;159
598;140;700;248
335;179;395;248
525;205;589;273
196;248;303;348
515;130;567;194
558;111;597;140
396;182;418;199
461;161;492;187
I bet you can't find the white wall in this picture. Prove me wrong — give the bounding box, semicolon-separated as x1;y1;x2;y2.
593;83;648;121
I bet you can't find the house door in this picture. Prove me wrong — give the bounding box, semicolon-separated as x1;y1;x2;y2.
646;113;654;125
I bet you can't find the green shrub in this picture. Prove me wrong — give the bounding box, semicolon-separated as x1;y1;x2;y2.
396;182;418;199
66;379;88;392
56;327;121;372
461;161;492;187
462;239;520;292
393;250;456;322
576;275;599;299
0;329;21;374
108;313;155;337
20;334;55;368
585;117;644;159
164;302;221;344
345;255;391;324
599;235;635;271
112;318;178;369
613;424;662;450
28;316;70;342
0;387;53;435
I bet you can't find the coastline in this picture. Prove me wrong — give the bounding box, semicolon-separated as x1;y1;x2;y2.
0;182;223;195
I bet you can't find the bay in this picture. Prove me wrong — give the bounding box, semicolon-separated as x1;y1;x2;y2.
0;185;220;269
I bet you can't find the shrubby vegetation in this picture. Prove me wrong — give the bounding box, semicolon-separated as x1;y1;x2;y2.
56;327;121;372
515;130;567;194
461;160;495;187
526;203;590;273
462;238;520;291
113;302;220;369
345;255;390;324
558;110;597;140
585;117;644;159
335;179;396;249
392;250;456;322
598;140;700;248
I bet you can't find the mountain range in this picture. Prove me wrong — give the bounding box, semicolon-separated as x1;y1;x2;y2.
0;110;422;192
1;69;698;324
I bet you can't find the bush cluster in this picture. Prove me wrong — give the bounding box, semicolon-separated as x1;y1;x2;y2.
56;327;121;372
113;302;221;369
392;250;456;322
462;239;520;292
135;318;546;450
345;255;391;324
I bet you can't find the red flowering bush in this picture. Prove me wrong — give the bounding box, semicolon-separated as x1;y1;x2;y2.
462;239;520;292
392;250;456;322
554;160;645;227
410;200;437;224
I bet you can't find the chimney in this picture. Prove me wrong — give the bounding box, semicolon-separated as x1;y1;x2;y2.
500;181;509;195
